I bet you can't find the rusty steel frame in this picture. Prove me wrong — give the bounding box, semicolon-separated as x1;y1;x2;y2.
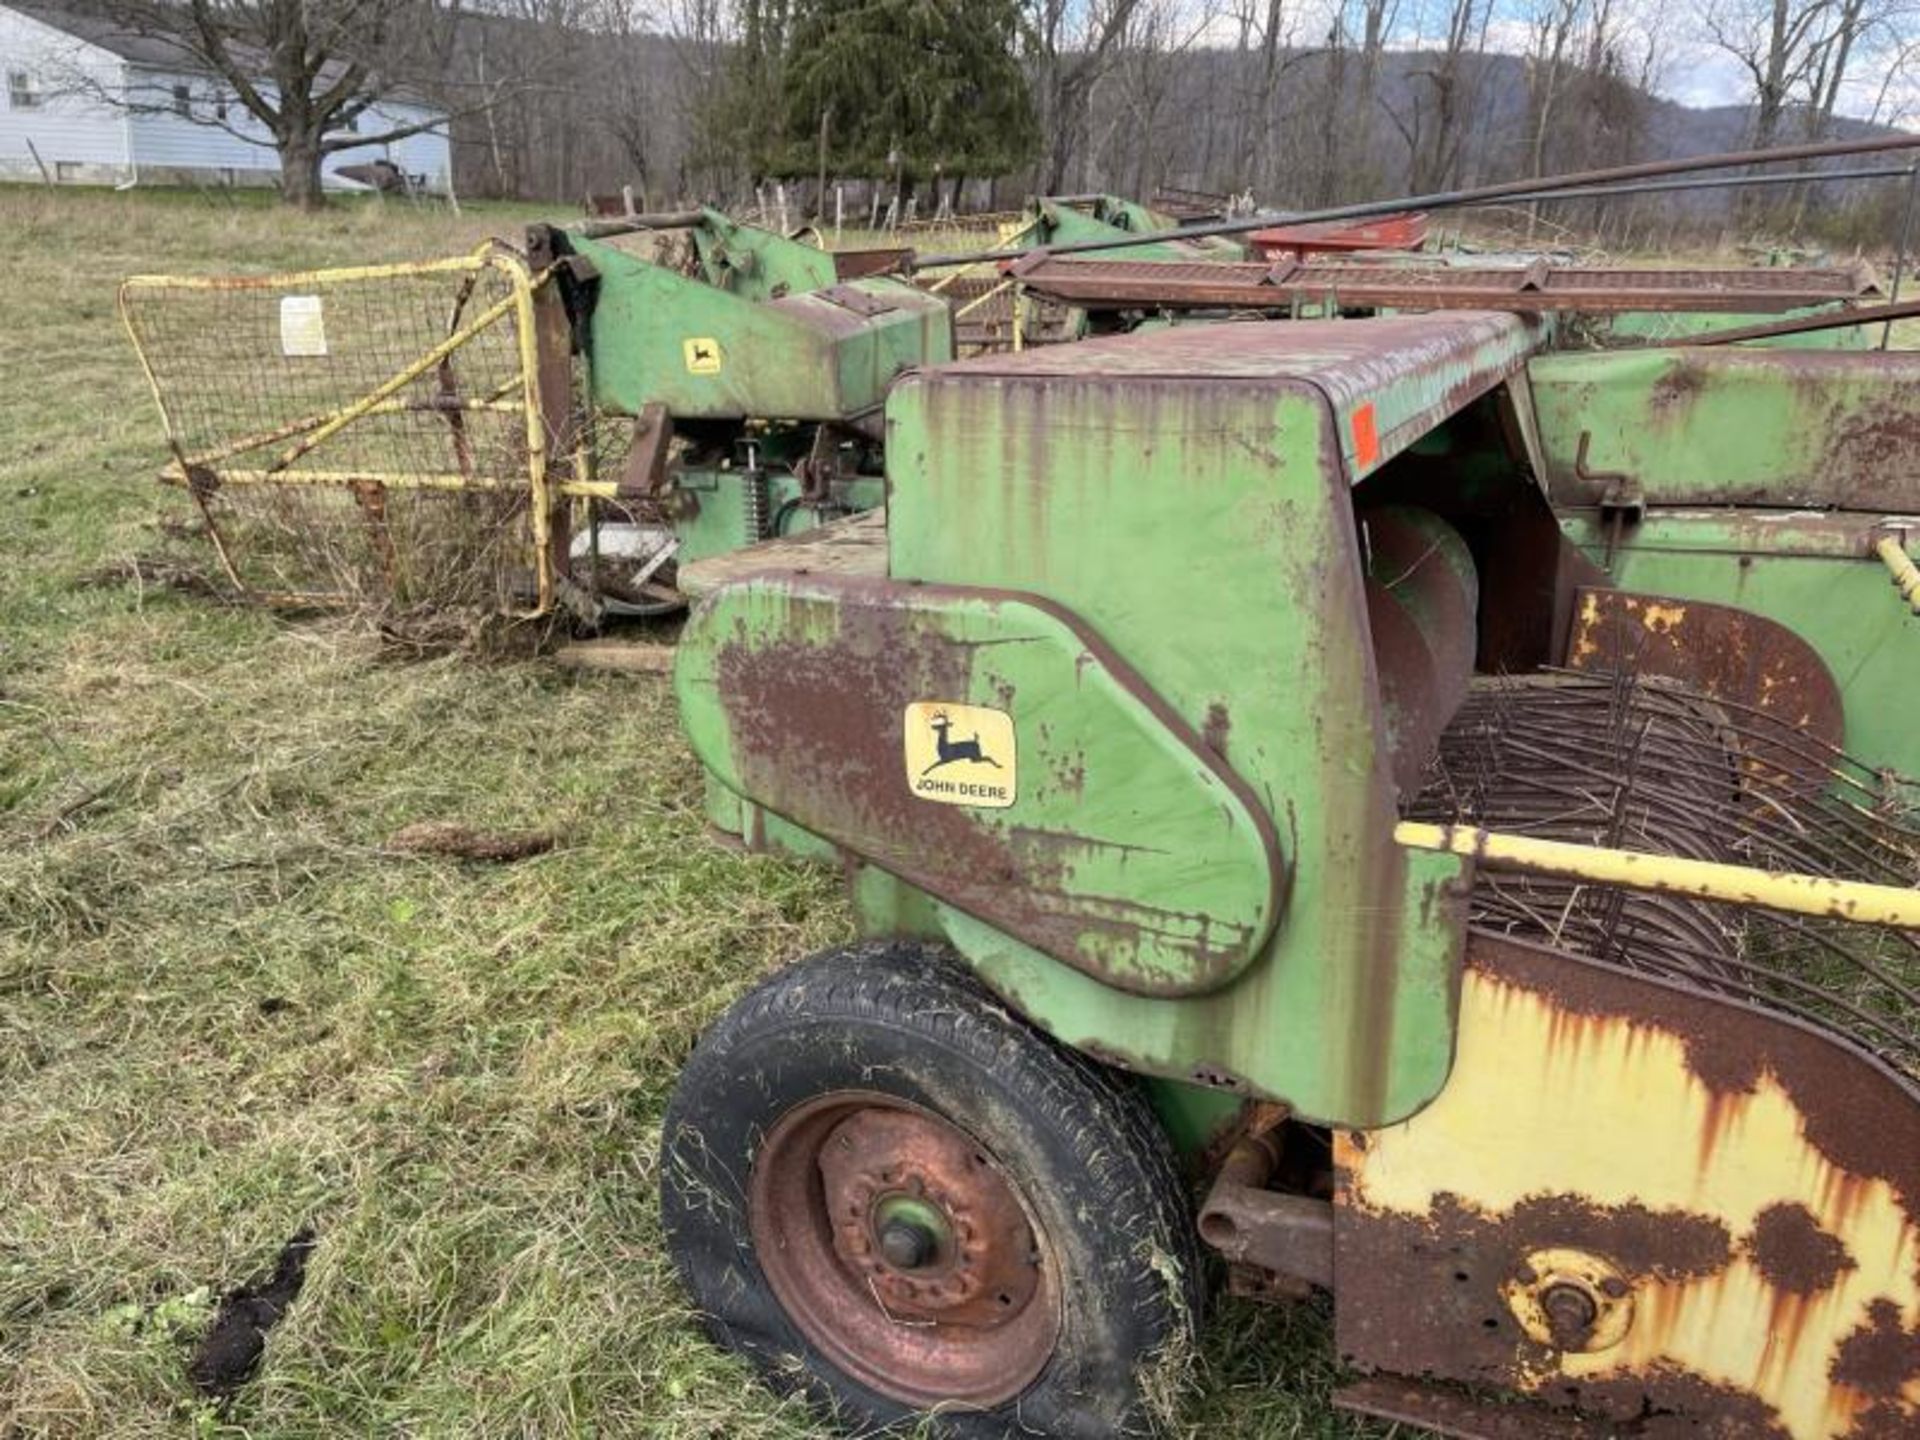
1007;258;1882;315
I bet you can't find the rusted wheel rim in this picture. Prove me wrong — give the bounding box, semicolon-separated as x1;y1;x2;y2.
747;1091;1060;1408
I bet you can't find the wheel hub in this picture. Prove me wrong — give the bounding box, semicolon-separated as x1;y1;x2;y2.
748;1092;1059;1407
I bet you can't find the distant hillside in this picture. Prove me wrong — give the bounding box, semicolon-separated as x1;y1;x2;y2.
444;28;1914;243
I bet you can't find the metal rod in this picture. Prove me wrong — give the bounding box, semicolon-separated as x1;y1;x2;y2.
1884;164;1920;348
1515;163;1912;205
909;134;1920;270
1394;821;1920;928
1683;296;1920;346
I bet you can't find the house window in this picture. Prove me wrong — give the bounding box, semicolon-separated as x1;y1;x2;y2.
214;95;229;122
8;70;41;110
172;83;190;118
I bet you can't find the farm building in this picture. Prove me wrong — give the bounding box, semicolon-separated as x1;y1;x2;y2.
0;0;449;191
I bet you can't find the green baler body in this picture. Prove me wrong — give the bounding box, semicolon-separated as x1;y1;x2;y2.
1006;197;1246;262
671;307;1920;1139
558;210;950;566
674;315;1572;1128
571;219;950;422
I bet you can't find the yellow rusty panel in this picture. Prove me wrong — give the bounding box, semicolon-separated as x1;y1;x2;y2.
1341;967;1920;1440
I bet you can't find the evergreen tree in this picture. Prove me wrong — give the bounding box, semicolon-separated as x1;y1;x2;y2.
775;0;1038;191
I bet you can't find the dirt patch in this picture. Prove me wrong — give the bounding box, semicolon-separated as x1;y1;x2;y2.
77;553;228;600
387;820;556;863
188;1229;317;1397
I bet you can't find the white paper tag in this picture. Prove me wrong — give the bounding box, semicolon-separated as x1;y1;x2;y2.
279;295;328;357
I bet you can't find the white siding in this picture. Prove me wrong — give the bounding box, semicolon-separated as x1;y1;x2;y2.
0;6;130;181
125;71;449;191
123;65;277;175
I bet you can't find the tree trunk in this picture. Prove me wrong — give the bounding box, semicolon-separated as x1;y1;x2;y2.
279;130;327;209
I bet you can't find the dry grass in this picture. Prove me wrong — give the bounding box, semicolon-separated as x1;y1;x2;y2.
0;185;1396;1437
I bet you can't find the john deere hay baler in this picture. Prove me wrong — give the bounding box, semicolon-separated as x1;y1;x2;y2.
656;313;1920;1438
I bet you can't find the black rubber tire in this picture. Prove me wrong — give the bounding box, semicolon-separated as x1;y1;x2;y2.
660;941;1202;1438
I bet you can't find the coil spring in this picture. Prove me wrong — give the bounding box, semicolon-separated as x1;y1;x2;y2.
742;470;769;543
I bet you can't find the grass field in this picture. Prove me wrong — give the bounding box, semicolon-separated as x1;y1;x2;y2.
0;187;1395;1437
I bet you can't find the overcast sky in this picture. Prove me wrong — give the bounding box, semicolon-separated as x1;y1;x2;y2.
1379;0;1920;130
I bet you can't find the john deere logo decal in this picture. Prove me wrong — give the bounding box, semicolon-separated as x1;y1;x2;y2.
903;702;1015;808
683;337;723;375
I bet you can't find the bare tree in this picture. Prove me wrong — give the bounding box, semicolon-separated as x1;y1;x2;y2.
1345;0;1400;195
1522;0;1595;232
1385;0;1492;192
1702;0;1847;153
1091;0;1226;197
49;0;480;208
1027;0;1150;191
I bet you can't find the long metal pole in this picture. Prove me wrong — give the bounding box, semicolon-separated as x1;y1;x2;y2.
1686;296;1920;347
910;133;1920;270
1513;163;1912;206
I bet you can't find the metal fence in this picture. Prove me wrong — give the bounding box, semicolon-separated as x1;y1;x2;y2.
120;245;563;617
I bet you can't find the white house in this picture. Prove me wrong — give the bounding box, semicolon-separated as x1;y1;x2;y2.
0;0;451;191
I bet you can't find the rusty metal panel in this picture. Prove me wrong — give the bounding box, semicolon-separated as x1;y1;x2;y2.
928;312;1548;483
674;575;1285;997
1336;931;1920;1440
1529;347;1920;512
1554;509;1920;779
880;328;1474;1126
1335;1374;1624;1438
1566;589;1847;757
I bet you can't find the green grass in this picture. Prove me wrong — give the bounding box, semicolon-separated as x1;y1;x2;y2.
0;188;1394;1436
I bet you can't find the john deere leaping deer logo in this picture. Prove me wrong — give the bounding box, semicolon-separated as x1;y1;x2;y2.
903;701;1016;809
923;711;1001;775
682;336;723;375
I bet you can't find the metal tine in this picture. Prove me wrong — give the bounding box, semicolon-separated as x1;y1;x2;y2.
1745;914;1920;1014
1536;668;1915;820
1427;669;1920;1077
1449;684;1920;879
1477;890;1914;1059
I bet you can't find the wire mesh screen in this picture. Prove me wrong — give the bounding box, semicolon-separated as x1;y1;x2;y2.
120;250;551;616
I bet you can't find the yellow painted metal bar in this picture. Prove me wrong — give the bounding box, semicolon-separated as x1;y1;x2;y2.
121;245;500;293
1394;821;1920;928
496;252;553;614
180;395;527;470
953;279;1014;319
1876;534;1920;614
